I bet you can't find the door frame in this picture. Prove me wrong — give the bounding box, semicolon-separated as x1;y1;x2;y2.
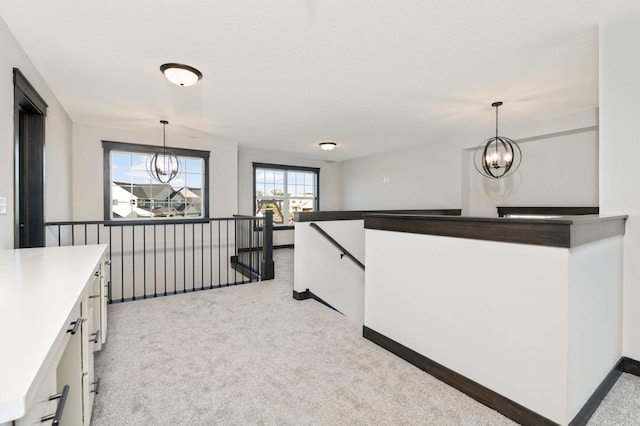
13;68;48;248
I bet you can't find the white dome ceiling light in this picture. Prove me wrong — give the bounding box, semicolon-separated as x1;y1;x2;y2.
160;63;202;87
319;141;337;151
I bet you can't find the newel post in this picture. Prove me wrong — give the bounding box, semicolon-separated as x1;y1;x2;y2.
262;210;275;280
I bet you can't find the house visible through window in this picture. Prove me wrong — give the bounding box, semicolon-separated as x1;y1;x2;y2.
253;163;319;226
103;141;209;220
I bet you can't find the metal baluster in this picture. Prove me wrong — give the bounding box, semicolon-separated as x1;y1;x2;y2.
218;220;221;287
226;220;229;286
163;223;167;296
249;218;254;282
153;224;157;297
173;223;177;295
71;225;75;245
109;227;113;303
234;219;238;285
143;225;147;298
209;220;213;289
130;226;135;300
57;225;61;246
192;223;196;291
84;224;88;245
201;222;204;290
182;222;187;290
120;226;124;302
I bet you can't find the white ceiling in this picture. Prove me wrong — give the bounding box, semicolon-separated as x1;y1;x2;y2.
1;1;639;161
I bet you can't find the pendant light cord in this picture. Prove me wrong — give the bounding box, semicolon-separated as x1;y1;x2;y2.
163;122;167;155
495;105;499;139
494;104;499;155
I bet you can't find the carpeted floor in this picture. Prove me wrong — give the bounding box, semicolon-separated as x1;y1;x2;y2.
92;249;640;425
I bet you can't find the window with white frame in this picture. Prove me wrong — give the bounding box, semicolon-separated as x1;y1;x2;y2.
103;141;209;220
253;163;319;226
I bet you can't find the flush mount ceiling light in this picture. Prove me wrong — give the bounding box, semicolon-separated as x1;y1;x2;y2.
160;63;203;87
319;141;337;151
473;101;522;179
147;120;180;183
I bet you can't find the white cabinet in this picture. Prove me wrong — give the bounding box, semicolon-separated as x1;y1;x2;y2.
0;245;108;426
14;367;57;426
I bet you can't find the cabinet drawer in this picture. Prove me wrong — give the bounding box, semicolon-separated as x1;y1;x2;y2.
15;368;57;426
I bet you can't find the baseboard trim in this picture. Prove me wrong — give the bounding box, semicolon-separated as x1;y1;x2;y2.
274;243;294;249
292;289;341;313
363;326;558;426
621;357;640;377
569;359;623;426
363;327;640;426
292;289;309;300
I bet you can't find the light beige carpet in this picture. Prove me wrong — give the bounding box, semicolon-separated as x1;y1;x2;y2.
92;249;639;425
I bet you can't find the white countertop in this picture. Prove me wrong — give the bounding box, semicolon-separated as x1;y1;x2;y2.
0;244;107;423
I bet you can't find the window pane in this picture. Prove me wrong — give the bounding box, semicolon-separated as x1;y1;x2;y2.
255;198;284;224
266;169;277;184
184;158;202;174
109;147;206;219
287;171;296;185
288;198;315;223
304;173;314;186
255;165;318;225
186;173;202;189
304;185;314;196
265;184;275;196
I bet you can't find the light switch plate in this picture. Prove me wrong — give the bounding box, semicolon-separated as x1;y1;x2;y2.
0;197;6;215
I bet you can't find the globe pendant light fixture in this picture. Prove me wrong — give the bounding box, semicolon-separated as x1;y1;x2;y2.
160;63;203;87
473;101;522;179
147;120;180;184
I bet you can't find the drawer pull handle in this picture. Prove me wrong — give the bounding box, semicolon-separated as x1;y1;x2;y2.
41;384;69;425
67;318;81;335
89;294;100;299
91;378;101;394
91;330;101;344
94;270;101;277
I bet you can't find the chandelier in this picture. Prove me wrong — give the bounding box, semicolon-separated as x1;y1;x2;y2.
147;120;180;183
473;101;522;179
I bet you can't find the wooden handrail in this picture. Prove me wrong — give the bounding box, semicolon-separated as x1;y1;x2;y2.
309;222;365;270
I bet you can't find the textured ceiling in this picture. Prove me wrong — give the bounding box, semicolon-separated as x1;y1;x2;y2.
1;1;639;161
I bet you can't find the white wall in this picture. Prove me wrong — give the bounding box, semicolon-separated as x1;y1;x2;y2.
71;123;238;220
340;109;599;215
365;229;622;424
465;128;599;216
0;17;74;248
294;220;365;324
600;8;640;360
339;141;461;210
365;229;570;423
567;237;623;419
238;148;342;246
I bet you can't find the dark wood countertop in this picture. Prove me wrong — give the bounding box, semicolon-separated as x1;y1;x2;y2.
295;209;461;222
364;214;628;248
